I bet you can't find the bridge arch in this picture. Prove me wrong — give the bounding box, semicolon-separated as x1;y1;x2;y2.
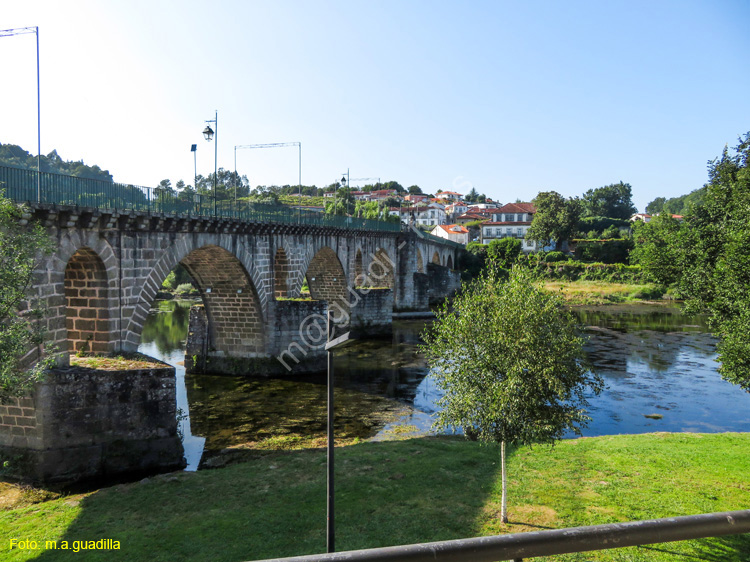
446;254;453;269
432;250;440;265
180;245;265;356
63;246;113;354
304;246;349;325
416;248;425;274
126;234;267;352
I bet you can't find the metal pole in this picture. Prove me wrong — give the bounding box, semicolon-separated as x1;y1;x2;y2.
234;145;237;210
298;142;302;208
35;26;40;203
326;309;335;553
214;110;218;217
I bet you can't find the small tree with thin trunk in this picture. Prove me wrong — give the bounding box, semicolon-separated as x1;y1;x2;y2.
421;266;602;523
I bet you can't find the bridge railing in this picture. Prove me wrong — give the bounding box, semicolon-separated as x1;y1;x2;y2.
0;165;400;233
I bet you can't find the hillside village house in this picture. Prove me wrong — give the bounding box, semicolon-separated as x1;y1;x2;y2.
389;204;447;226
481;202;539;252
404;194;429;204
445;202;468;220
433;224;470;245
436;190;463;201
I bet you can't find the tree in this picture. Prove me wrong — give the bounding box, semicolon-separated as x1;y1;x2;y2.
582;182;637;219
0;191;54;402
487;237;522;269
630;213;683;285
645;197;666;215
526;191;582;251
421;267;602;523
324;187;355;216
408;185;423;195
679;133;750;391
465;187;479;203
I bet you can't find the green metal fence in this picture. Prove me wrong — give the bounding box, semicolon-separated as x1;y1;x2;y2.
0;165;401;233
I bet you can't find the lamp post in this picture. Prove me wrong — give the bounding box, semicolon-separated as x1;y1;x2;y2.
202;111;218;217
190;144;197;212
1;26;41;202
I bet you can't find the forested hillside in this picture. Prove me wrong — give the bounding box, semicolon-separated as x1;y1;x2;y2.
0;143;113;182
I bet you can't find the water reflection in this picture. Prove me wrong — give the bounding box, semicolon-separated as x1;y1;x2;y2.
139;300;750;470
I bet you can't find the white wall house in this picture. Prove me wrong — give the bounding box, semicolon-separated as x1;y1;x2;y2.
481;202;539;252
433;224;470;245
389;205;447;226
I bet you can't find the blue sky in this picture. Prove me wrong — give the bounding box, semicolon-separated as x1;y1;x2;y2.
2;0;748;211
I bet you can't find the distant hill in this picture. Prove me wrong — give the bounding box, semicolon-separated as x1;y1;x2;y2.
0;143;113;182
645;187;706;216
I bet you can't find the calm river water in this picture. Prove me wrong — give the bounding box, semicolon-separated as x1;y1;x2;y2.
137;300;750;470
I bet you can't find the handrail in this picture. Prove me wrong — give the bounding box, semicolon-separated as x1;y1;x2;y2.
250;510;750;562
0;164;400;233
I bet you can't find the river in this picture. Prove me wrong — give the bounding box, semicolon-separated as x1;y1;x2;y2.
137;299;750;470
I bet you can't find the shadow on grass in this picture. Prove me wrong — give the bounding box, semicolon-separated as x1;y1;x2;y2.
26;437;502;562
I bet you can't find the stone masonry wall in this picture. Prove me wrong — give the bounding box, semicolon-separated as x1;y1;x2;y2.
350;288;393;338
0;396;40;450
427;263;461;305
0;364;185;483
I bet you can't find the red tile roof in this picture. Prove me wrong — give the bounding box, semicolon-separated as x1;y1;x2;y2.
496;202;536;214
437;224;469;234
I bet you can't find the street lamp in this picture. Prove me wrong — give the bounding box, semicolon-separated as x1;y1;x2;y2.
203;111;218;217
1;26;41;202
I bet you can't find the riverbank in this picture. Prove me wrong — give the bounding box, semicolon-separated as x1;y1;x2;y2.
1;433;747;561
543;280;670;306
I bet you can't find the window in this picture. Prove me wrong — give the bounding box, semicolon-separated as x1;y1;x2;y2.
517;227;523;236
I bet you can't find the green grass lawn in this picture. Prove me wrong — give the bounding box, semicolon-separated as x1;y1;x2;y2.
543;280;668;305
0;433;748;561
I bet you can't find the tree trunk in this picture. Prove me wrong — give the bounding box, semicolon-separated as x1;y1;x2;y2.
501;440;508;523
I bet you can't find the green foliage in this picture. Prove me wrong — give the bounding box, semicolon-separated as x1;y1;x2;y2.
422;266;602;447
527;191;582;250
0;143;113;181
162;271;177;290
528;260;644;283
646;187;706;216
574;238;634;264
582;181;637;219
487;237;522;268
457;243;488;280
421;266;602;521
679;133;750;391
629;213;683;284
0;191;54;402
175;283;197;296
543;251;568;263
577;215;630;237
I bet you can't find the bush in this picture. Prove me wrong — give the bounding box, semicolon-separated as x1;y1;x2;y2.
487;238;522;268
162;270;176;290
544;251;568;263
573;238;635;264
525;260;644;283
175;283;197;295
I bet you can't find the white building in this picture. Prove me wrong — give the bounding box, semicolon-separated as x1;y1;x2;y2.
389;204;447;226
481;202;539;252
433;224;470;245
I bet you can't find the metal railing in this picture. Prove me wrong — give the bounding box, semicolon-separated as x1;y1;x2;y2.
251;510;750;562
0;165;401;233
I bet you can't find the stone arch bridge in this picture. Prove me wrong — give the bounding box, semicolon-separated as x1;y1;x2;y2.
24;203;461;375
